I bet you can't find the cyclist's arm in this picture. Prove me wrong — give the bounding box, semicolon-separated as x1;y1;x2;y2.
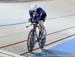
29;10;38;23
33;16;40;24
29;10;34;22
29;10;33;19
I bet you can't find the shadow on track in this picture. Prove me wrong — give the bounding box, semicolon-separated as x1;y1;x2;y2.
32;49;69;57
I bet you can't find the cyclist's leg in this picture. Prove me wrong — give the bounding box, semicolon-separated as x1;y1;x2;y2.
38;15;46;49
39;20;44;33
39;14;46;36
38;20;46;49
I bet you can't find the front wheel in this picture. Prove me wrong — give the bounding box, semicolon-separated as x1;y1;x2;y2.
27;30;36;52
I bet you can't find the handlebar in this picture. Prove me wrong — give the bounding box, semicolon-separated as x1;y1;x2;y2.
26;23;36;28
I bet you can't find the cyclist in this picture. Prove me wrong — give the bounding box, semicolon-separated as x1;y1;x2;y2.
29;4;47;41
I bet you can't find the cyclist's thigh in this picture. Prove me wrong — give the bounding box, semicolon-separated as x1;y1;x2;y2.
40;13;47;22
39;20;44;29
39;14;46;28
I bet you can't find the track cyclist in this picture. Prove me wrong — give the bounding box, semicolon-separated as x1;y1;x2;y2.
29;4;47;39
28;4;47;52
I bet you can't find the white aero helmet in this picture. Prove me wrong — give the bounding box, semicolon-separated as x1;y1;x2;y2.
30;4;38;12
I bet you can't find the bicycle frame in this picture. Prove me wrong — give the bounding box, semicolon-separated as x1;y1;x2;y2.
27;23;46;52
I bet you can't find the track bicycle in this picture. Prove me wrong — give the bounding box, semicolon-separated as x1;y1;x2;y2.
26;23;46;53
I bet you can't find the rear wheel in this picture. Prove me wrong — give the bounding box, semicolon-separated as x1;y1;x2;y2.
39;28;46;49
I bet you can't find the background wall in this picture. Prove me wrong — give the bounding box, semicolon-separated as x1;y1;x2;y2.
0;0;75;25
